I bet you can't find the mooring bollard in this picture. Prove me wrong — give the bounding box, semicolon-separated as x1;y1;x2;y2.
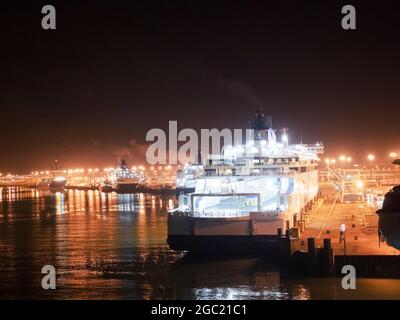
307;238;317;276
322;238;334;277
299;219;305;232
278;228;289;276
277;228;282;239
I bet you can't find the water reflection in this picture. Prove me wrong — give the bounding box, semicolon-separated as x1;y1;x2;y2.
0;187;176;299
0;187;399;299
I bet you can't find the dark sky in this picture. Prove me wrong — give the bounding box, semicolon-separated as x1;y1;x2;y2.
1;0;400;173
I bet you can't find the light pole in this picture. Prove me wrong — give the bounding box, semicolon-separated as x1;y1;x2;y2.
367;154;375;180
330;159;336;170
346;157;352;169
325;158;331;169
339;155;346;170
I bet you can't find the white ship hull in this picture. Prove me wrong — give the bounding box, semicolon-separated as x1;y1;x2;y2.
168;170;319;253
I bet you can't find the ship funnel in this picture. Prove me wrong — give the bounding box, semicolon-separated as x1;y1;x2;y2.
250;110;272;141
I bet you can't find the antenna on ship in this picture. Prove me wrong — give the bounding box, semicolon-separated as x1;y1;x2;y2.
281;128;289;147
196;150;203;165
120;159;128;170
300;128;303;145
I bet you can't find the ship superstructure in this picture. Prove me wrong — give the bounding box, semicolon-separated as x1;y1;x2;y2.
168;111;323;253
108;159;144;193
176;164;204;196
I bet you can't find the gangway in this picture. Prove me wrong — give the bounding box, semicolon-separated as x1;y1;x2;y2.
326;167;364;202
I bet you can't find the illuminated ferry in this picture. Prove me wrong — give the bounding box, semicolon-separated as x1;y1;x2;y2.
168;111;323;253
37;176;67;192
110;159;144;193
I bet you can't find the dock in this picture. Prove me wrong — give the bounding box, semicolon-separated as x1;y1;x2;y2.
280;180;400;278
299;182;396;255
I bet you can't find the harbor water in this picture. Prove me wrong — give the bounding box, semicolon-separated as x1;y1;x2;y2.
0;188;399;300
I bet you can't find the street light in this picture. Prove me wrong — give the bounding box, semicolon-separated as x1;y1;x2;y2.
367;154;375;180
325;158;336;168
389;152;398;158
338;155;346;169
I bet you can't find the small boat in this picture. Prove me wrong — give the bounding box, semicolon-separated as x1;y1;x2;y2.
37;179;51;190
99;180;115;193
37;176;66;191
49;176;67;191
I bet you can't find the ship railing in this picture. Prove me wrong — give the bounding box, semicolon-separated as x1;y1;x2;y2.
204;169;301;177
172;210;250;218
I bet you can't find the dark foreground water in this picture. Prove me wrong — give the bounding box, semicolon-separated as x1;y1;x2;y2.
0;188;399;300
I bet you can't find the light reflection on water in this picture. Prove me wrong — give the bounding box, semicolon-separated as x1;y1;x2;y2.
0;187;399;300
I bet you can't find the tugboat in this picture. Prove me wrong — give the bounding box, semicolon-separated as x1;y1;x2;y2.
37;176;66;192
37;178;51;190
99;179;115;193
49;176;67;191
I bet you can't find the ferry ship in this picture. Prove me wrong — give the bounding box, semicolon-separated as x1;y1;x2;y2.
111;159;143;193
37;176;67;192
168;111;323;254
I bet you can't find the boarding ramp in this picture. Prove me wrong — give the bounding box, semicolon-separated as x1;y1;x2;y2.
326;167;364;202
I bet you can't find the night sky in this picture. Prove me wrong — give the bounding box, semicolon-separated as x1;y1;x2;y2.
1;0;400;173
